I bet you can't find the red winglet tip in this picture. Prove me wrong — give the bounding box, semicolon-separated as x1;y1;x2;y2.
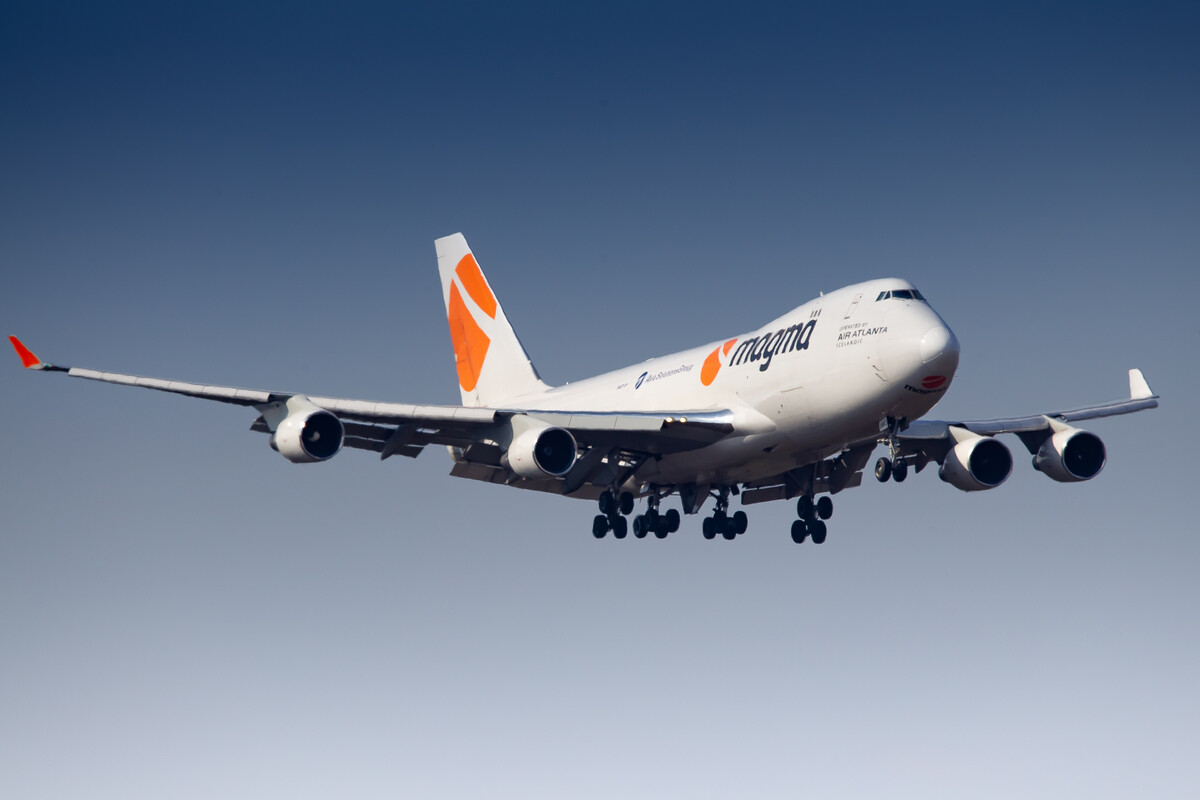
9;336;43;369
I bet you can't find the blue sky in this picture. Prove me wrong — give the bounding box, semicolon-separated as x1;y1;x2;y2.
3;3;1198;798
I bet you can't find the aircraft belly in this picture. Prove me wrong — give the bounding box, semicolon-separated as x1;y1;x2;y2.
651;433;790;485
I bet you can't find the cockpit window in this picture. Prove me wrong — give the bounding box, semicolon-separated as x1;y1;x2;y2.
876;289;926;302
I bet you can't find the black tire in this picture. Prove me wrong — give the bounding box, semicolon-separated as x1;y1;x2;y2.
816;496;833;520
810;520;827;544
791;519;807;544
875;457;892;482
664;509;680;533
598;490;615;515
893;461;908;482
633;516;648;538
619;492;634;516
796;496;814;520
647;510;667;538
733;510;748;535
593;515;608;538
612;516;628;539
702;517;716;540
722;527;737;540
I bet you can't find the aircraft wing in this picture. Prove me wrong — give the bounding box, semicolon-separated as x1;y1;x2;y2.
9;337;733;494
896;368;1158;457
739;369;1158;505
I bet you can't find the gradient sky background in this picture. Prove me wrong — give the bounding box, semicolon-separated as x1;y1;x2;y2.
3;2;1198;798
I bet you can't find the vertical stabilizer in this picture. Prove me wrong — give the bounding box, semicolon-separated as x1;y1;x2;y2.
435;233;550;407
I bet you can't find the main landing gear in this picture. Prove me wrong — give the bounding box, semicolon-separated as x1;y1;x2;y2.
701;488;748;541
632;491;681;539
593;489;634;539
590;485;837;546
791;494;833;544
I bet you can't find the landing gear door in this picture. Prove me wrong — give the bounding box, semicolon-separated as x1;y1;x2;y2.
843;292;863;319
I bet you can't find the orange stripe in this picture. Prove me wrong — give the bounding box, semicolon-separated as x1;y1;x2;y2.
454;253;497;319
447;283;491;392
700;346;722;386
9;336;41;368
722;338;737;357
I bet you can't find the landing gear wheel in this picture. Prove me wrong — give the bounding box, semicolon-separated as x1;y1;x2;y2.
797;496;815;520
664;509;680;533
810;520;828;544
593;515;608;538
611;516;628;539
892;461;908;482
713;513;734;540
816;496;833;520
702;517;716;540
733;511;748;535
598;491;616;515
619;492;635;516
633;516;648;538
654;525;669;539
875;457;892;483
791;519;808;544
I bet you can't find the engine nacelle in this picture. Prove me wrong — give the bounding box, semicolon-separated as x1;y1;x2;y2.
269;403;344;463
1033;427;1106;482
502;424;578;479
939;432;1013;492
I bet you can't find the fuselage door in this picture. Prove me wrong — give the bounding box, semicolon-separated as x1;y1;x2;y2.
843;293;863;319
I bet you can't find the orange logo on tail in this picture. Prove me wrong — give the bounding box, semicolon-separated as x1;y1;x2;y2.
448;282;491;391
455;254;497;319
701;338;738;386
446;253;501;393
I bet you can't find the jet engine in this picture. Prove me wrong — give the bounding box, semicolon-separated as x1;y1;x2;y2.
938;431;1012;492
1032;426;1106;482
502;424;578;479
268;404;344;463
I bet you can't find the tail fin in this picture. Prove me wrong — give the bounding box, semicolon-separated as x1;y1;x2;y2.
435;233;550;407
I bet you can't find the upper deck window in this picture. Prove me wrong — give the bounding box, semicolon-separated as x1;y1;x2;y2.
876;289;926;302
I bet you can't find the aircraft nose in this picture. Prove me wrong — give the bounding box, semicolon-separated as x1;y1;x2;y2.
920;324;959;366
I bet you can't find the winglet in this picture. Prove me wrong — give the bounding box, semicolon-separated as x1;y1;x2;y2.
1129;368;1153;400
9;336;45;369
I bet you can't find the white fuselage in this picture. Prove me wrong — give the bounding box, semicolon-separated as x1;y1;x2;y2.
510;279;961;486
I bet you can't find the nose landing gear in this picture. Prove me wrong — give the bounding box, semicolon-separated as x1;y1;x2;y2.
875;416;910;483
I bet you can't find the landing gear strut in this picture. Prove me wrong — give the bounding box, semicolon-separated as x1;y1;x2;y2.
791;494;832;544
702;487;747;541
593;489;634;539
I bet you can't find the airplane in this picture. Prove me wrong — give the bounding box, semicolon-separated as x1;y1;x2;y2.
9;233;1159;544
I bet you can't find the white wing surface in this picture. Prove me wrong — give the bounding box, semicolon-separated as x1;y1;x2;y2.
9;336;733;496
